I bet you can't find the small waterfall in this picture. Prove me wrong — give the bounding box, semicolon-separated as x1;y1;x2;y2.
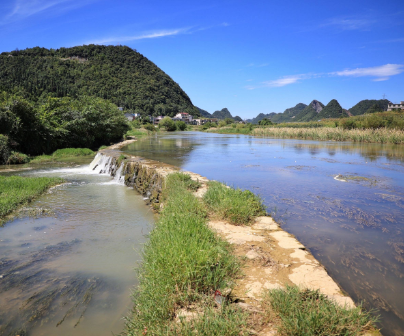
89;153;102;170
113;163;125;185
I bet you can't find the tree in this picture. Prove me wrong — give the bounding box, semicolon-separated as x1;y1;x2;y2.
159;117;176;131
258;118;273;126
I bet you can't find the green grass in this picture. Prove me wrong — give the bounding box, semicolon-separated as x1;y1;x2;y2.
0;175;64;222
125;173;242;335
206;127;252;134
126;127;150;138
172;305;249;335
30;148;94;163
263;285;379;336
52;148;94;157
203;181;266;225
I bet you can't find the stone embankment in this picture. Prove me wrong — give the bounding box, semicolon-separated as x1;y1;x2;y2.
96;139;356;334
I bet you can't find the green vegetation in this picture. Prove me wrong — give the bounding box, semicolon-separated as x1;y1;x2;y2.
125;173;243;335
0;92;129;161
159;116;177;131
6;151;30;164
203;181;266;225
30;148;94;163
143;124;157;132
263;285;378;336
0;45;199;117
0;134;10;164
337;111;404;130
52;148;94;157
253;127;404;144
259;118;273;126
0;175;63;222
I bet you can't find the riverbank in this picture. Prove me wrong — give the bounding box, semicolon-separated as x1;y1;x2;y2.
0;175;64;225
95;141;380;335
206;126;404;144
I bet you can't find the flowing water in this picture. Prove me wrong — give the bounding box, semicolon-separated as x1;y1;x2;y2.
122;131;404;336
0;159;154;336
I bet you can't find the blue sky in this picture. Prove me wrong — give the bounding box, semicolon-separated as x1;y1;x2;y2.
0;0;403;118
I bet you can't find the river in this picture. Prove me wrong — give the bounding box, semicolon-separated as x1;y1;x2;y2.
121;131;404;336
0;160;154;336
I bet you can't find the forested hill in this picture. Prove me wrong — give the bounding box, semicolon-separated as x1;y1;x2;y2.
212;108;233;119
0;45;199;117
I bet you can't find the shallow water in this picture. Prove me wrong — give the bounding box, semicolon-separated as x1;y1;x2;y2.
0;160;154;336
123;131;404;336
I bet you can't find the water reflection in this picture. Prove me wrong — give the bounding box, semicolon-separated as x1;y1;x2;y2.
123;132;404;336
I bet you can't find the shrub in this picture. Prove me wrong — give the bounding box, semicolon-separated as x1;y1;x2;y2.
175;120;187;131
130;119;141;129
6;151;29;164
144;123;156;132
203;181;266;225
218;120;227;128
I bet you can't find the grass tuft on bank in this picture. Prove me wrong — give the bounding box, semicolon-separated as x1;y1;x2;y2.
125;172;243;335
203;181;266;225
0;175;64;222
30;148;94;163
263;285;379;336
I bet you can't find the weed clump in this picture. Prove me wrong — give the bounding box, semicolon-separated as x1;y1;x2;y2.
262;285;379;336
125;173;241;335
168;172;201;191
203;181;266;225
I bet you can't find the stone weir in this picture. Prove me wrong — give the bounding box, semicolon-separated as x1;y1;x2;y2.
90;146;209;210
91;140;359;333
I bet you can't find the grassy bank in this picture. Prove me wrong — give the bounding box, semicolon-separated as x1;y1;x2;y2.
252;127;404;144
125;173;247;335
126;127;151;139
0;175;63;224
30;148;95;163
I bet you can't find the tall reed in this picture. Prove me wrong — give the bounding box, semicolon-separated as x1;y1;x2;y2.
252;127;404;144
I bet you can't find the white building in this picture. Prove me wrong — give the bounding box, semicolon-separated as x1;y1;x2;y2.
174;112;193;124
387;101;404;111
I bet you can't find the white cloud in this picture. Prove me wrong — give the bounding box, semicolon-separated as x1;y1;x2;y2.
87;28;190;45
247;64;404;90
263;75;303;87
87;22;228;45
322;18;374;31
1;0;93;25
332;64;404;79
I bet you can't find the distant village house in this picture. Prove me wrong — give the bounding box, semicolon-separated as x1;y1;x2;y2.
387;101;404;111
